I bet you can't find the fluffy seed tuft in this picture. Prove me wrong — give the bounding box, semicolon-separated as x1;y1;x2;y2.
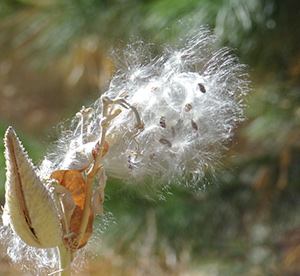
41;29;249;188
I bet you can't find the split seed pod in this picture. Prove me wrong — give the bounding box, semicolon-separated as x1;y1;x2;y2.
3;127;63;248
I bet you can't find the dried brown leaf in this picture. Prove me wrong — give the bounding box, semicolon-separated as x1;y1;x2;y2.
51;170;94;248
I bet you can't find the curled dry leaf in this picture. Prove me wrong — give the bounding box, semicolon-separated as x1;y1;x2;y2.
91;189;104;216
50;170;94;249
91;167;107;216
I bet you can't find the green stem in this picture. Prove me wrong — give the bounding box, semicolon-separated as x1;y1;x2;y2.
58;245;71;276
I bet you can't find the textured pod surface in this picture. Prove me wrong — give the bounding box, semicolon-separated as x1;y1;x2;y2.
3;126;62;248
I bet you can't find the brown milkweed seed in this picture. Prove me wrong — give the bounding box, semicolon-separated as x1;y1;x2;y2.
159;116;166;128
191;120;198;130
171;126;176;137
198;83;206;93
128;155;134;170
149;153;156;160
184;103;193;112
159;138;172;148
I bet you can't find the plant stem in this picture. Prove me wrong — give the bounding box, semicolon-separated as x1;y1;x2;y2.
76;96;141;246
76;97;120;245
76;98;109;245
58;245;71;276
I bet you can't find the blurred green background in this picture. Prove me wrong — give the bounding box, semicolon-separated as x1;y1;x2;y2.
0;0;300;275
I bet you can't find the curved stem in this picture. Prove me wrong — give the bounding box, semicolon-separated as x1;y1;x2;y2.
76;96;142;246
76;97;111;245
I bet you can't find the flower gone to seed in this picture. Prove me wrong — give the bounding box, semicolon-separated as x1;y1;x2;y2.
1;28;250;274
1;97;134;274
91;29;249;185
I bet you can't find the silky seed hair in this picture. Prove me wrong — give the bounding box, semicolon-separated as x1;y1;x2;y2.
91;29;249;187
0;223;58;276
1;28;249;274
40;28;249;188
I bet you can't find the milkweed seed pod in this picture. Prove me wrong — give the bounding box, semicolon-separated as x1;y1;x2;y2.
0;28;250;275
3;127;63;248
